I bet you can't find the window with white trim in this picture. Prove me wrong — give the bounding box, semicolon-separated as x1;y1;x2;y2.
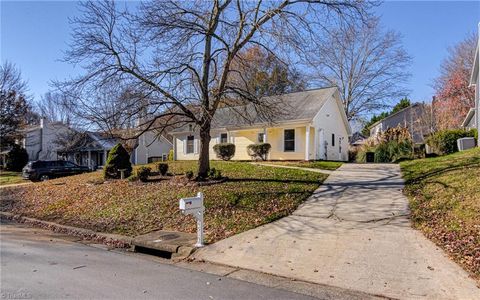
284;129;295;152
220;133;228;143
186;135;194;154
258;133;264;143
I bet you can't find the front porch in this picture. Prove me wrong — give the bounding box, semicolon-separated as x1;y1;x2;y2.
226;125;320;161
60;149;109;170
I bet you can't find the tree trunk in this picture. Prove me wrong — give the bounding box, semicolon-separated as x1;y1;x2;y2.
197;125;211;179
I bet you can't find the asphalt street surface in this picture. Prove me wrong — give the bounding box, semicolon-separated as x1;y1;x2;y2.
1;219;314;300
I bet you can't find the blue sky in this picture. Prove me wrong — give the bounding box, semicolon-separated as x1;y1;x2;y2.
1;1;479;107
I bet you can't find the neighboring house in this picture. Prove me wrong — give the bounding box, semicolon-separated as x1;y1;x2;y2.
462;108;476;130
469;23;480;145
20;118;70;161
170;87;352;162
349;132;367;147
369;103;427;144
59;131;119;170
132;131;173;164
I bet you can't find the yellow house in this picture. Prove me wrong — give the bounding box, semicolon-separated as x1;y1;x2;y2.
170;87;352;161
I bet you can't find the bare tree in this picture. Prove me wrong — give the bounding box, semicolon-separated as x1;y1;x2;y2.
36;92;76;125
57;0;370;178
0;61;32;148
309;17;411;121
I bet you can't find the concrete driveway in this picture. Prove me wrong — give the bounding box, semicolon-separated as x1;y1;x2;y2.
194;164;480;299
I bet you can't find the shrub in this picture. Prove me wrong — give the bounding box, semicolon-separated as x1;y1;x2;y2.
213;143;235;161
208;168;222;180
356;126;413;163
426;129;476;155
5;144;29;171
374;140;413;163
247;143;271;161
103;143;132;179
167;149;174;161
157;163;168;176
348;148;358;162
136;166;151;182
185;170;194;180
468;128;478;143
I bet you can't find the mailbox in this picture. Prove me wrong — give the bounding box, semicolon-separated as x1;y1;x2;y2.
179;193;204;213
179;192;204;247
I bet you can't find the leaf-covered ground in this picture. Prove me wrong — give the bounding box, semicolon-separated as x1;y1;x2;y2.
1;161;326;243
264;160;343;171
400;148;480;281
0;171;25;186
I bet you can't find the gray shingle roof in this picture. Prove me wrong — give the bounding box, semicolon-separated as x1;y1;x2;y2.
171;87;337;132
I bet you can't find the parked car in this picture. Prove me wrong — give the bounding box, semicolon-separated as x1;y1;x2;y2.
22;160;90;181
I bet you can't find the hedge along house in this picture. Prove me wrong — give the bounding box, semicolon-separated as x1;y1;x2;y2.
170;87;352;161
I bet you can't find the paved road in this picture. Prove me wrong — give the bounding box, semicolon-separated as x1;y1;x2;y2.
0;220;314;300
195;164;480;299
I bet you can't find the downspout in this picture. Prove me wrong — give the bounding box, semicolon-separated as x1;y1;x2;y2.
36;118;45;160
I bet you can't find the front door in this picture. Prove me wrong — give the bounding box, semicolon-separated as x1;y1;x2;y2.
317;129;326;160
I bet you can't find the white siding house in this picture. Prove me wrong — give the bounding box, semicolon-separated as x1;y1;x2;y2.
171;87;352;161
133;131;173;164
21;118;70;161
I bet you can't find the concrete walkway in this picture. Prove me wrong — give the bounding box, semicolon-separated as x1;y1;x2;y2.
195;164;480;299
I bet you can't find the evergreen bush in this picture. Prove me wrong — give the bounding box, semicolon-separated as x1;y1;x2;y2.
136;166;151;182
5;144;29;171
208;168;222;180
247;143;271;160
157;163;168;176
167;149;174;161
103;143;132;179
213;143;236;161
185;170;194;180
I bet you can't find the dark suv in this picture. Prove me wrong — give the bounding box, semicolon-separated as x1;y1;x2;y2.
22;160;90;181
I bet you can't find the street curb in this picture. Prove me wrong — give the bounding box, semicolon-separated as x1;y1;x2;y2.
0;212;195;259
0;211;133;248
2;214;390;299
173;260;391;300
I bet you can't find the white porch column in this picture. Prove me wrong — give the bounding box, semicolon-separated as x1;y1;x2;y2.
173;137;177;161
263;128;269;160
305;125;310;161
87;150;92;170
103;150;107;166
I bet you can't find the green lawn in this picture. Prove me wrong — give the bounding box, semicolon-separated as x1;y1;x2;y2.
400;148;480;280
2;161;326;243
0;170;25;186
265;160;343;171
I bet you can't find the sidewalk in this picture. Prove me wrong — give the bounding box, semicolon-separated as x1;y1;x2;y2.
194;164;480;299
